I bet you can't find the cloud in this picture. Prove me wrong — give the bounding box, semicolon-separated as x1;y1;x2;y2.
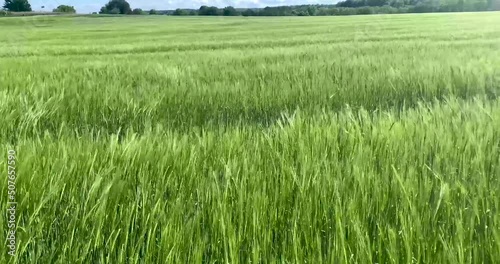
30;0;336;13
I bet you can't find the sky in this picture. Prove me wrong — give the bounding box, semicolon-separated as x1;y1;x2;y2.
30;0;336;13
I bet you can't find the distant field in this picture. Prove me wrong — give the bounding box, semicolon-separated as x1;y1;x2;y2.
0;13;499;263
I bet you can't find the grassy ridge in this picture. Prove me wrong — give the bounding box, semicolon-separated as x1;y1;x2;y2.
0;13;499;263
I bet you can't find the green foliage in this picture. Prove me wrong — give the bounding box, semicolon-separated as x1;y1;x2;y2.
99;0;132;14
131;8;144;15
198;5;220;15
165;0;499;16
357;6;375;13
337;0;494;11
242;9;257;16
149;9;157;15
109;7;120;14
0;13;500;263
52;5;76;13
491;0;500;9
193;0;498;16
3;0;31;12
172;8;188;15
222;6;240;16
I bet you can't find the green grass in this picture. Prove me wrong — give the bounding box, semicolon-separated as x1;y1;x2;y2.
0;13;499;263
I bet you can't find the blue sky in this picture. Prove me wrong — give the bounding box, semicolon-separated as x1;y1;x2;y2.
30;0;336;13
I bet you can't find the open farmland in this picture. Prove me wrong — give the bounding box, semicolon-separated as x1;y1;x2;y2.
0;13;499;263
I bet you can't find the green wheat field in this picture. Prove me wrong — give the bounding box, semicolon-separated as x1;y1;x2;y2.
0;12;499;263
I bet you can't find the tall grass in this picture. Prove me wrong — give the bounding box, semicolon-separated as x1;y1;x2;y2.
1;13;499;263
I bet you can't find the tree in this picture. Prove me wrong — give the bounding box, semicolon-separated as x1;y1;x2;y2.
53;5;76;13
110;7;120;14
242;9;256;16
173;8;189;15
222;6;240;16
357;6;375;13
99;0;132;14
132;8;143;15
199;5;219;15
3;0;32;12
149;9;157;15
366;0;389;6
199;5;208;14
294;10;310;15
307;6;317;15
490;0;500;9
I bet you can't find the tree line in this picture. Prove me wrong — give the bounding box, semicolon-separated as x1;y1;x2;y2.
2;0;499;15
175;0;499;16
2;0;75;13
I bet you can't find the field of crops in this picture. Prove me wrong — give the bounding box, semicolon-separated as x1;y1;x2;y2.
0;13;499;263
